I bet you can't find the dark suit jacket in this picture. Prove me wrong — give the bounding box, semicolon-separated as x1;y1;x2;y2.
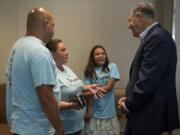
125;23;179;134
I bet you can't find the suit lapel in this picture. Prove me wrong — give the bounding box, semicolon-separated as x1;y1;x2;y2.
129;41;144;79
129;23;161;78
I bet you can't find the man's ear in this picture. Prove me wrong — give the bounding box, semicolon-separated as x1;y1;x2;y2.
43;19;49;30
136;12;143;22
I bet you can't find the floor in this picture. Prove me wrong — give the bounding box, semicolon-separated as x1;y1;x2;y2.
162;129;180;135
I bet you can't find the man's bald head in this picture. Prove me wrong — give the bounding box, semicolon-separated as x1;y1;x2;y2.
27;7;52;29
26;7;55;43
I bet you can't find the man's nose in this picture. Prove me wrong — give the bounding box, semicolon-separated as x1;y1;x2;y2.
128;24;131;28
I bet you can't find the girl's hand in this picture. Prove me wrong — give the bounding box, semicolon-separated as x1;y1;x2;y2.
84;84;106;99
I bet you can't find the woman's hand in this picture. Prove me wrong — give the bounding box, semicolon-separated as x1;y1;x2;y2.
60;101;81;110
84;84;106;99
68;102;81;110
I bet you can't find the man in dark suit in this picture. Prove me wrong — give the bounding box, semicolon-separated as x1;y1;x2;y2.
118;2;179;135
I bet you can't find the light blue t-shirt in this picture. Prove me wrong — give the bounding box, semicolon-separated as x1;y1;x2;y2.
57;65;85;134
82;63;120;118
6;36;61;135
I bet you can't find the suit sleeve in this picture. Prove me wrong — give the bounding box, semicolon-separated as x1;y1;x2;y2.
125;34;173;112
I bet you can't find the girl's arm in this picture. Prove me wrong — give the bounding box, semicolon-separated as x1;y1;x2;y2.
82;84;106;99
84;97;93;122
101;77;116;93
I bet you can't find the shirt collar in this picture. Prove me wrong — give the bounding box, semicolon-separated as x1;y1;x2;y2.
139;22;159;41
25;36;46;46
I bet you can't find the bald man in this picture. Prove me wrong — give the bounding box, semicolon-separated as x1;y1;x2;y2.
6;7;65;135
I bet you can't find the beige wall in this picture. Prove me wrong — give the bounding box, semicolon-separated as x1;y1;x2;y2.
0;0;17;84
0;0;141;88
173;0;180;121
0;0;178;90
154;0;173;33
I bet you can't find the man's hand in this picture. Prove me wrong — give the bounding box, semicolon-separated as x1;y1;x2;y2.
118;97;128;113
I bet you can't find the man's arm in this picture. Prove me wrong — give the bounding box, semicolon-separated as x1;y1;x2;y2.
125;34;172;112
37;85;65;135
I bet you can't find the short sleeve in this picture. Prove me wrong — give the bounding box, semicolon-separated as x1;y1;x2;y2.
109;63;120;81
30;51;57;87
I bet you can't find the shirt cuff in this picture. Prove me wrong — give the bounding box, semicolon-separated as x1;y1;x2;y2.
123;103;130;112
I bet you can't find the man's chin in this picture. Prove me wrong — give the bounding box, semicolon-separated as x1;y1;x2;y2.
133;33;139;37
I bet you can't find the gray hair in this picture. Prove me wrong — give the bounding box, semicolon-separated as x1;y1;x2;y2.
131;2;155;19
